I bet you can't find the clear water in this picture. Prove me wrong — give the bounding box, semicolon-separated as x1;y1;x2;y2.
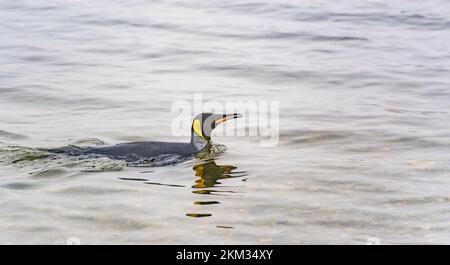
1;0;450;244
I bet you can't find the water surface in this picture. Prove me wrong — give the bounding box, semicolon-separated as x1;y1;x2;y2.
1;0;450;244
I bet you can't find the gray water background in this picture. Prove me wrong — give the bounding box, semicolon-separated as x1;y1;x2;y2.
1;0;450;244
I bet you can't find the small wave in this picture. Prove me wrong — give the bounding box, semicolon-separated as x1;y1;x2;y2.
312;179;397;194
195;63;318;84
0;145;49;165
69;138;107;147
144;182;185;188
280;129;449;152
0;144;125;173
383;196;450;206
325;12;450;30
30;169;68;179
0;130;28;140
118;177;149;182
1;182;37;190
310;35;368;42
84;18;178;32
279;129;359;145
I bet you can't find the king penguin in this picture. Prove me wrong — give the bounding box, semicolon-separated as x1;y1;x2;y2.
50;113;242;160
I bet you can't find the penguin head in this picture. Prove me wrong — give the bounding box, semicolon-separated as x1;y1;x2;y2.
191;113;242;144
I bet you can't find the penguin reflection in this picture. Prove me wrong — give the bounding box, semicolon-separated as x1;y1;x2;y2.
187;160;248;218
192;160;248;190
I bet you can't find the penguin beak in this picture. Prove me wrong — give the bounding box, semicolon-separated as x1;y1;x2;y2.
214;113;243;126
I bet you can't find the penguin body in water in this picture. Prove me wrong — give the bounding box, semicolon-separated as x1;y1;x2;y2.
51;113;242;160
